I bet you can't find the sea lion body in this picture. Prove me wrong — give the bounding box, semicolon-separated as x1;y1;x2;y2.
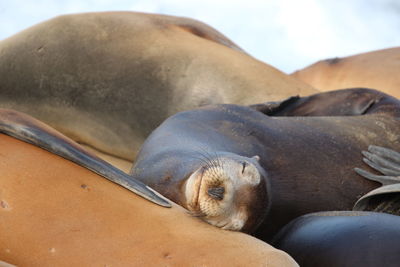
0;11;317;168
272;211;400;267
0;109;297;266
291;47;400;98
131;88;400;240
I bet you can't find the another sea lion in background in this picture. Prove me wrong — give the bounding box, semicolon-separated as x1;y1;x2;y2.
291;47;400;98
271;211;400;267
0;110;298;266
131;88;400;241
0;12;317;171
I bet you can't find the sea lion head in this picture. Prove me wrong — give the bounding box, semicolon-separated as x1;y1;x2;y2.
183;152;269;233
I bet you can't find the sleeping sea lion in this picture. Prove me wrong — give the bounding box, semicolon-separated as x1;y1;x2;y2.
291;47;400;98
0;112;297;266
271;211;400;267
0;11;317;171
130;88;400;241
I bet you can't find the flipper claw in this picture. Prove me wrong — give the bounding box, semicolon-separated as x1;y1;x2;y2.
362;157;400;177
354;145;400;212
354;167;400;186
362;149;400;174
368;145;400;165
355;145;400;185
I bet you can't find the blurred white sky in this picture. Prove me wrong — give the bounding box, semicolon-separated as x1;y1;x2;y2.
1;0;399;73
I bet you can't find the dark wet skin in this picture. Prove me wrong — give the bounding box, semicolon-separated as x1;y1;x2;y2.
131;88;400;241
269;149;400;266
272;211;400;267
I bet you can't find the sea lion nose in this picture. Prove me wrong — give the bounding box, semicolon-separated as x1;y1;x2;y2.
207;187;225;200
241;162;247;174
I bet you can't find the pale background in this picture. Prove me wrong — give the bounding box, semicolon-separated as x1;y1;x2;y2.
1;0;399;73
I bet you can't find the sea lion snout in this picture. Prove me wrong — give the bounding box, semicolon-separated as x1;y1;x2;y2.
183;155;265;231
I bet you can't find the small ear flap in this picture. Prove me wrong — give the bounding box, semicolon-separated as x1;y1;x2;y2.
249;96;300;116
252;155;260;161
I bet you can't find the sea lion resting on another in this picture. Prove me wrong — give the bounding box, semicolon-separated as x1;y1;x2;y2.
0;11;317;171
0;110;297;266
131;88;400;241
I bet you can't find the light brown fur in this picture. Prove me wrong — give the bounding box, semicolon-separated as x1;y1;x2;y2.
0;134;297;266
0;12;317;170
292;47;400;98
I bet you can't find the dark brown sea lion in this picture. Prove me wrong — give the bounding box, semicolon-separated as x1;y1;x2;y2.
271;211;400;267
0;118;297;266
0;11;317;171
131;88;400;240
291;47;400;98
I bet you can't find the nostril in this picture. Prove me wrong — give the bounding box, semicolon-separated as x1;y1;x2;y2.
241;162;247;174
207;187;225;200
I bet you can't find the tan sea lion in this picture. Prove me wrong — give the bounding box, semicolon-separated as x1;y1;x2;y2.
291;47;400;98
130;88;400;241
0;11;317;171
0;110;298;266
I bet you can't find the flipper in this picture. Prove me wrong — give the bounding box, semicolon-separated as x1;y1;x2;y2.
251;88;400;117
0;261;16;267
355;146;400;185
0;109;171;208
249;96;300;115
354;145;400;213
